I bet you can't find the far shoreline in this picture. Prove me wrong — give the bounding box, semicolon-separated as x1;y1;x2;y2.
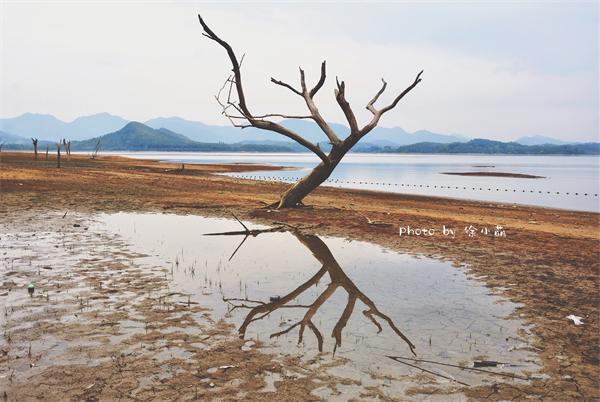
441;171;545;179
3;148;600;156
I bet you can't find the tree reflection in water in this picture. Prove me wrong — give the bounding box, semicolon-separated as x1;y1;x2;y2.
206;223;415;356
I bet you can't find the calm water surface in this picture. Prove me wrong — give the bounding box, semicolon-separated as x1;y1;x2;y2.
109;152;600;212
91;212;540;399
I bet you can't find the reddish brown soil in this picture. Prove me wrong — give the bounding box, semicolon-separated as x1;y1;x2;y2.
1;152;598;400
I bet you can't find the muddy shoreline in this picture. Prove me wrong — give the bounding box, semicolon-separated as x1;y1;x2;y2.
1;152;598;400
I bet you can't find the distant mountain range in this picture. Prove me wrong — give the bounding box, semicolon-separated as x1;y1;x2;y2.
0;113;596;154
0;130;29;145
3;121;597;155
0;113;129;141
145;116;472;146
0;112;472;145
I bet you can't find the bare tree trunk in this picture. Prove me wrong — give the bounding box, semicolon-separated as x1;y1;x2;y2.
0;143;3;163
56;143;61;168
92;139;101;159
277;145;358;207
277;158;341;208
31;138;38;160
45;145;49;160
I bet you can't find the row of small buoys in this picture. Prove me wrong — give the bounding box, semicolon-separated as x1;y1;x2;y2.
230;175;598;197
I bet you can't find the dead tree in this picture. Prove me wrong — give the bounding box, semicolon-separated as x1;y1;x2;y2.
62;139;71;161
209;220;416;355
56;142;61;168
31;138;38;160
198;15;423;208
0;142;3;163
45;145;49;161
91;139;101;159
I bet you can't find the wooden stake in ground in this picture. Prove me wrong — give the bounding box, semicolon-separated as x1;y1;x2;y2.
31;138;38;160
198;14;422;208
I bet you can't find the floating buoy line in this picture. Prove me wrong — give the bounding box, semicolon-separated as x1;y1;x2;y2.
227;174;598;197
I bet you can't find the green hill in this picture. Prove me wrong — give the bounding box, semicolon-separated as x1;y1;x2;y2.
388;139;600;155
72;122;198;150
71;122;294;152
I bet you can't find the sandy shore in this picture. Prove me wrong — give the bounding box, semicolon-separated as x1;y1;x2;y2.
1;152;598;400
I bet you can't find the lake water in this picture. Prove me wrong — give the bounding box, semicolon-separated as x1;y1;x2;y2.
108;152;599;212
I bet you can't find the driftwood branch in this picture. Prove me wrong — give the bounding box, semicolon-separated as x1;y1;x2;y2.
387;355;529;381
387;356;470;387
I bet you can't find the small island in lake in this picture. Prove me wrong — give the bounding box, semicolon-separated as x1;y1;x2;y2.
441;171;545;179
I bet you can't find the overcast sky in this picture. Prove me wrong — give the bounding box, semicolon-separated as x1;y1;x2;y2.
0;1;598;141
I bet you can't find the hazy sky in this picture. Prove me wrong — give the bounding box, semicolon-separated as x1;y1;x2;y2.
0;1;598;141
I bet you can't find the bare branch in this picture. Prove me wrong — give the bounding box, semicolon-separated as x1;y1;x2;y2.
356;70;423;140
366;78;387;115
198;15;251;117
228;113;313;120
273;63;342;146
299;67;307;93
380;70;423;114
309;61;327;98
251;119;329;162
334;77;359;135
200;14;329;162
270;77;302;96
299;66;342;146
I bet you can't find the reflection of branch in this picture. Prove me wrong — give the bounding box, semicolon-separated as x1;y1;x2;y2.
204;214;287;261
218;221;416;355
227;235;249;261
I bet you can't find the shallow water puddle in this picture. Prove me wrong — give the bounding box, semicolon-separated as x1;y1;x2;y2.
91;212;540;397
